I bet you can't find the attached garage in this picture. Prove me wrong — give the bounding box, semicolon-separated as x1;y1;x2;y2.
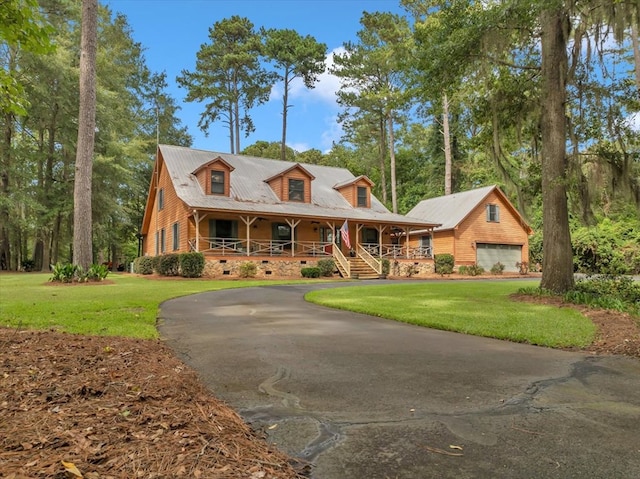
476;243;522;272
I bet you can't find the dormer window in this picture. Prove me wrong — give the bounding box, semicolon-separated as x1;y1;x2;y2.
357;186;368;207
288;179;304;202
210;170;225;195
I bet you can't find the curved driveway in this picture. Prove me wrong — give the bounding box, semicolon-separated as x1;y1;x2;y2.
159;282;640;479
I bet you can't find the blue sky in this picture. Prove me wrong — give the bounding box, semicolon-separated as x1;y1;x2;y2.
103;0;407;154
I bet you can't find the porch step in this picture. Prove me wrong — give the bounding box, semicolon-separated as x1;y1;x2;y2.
347;257;380;279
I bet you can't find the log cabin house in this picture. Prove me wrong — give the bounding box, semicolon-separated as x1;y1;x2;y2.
140;145;440;278
404;185;533;272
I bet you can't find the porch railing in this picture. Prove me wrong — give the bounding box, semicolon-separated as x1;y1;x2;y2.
361;243;433;259
333;246;350;278
190;237;333;257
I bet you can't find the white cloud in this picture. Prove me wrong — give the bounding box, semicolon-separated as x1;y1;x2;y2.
625;112;640;132
288;141;311;152
269;47;347;107
320;114;344;153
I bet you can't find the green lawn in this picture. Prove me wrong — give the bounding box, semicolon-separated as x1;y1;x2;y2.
1;274;596;348
306;280;596;348
0;273;316;339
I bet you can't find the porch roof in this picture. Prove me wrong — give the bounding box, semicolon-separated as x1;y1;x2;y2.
160;145;440;229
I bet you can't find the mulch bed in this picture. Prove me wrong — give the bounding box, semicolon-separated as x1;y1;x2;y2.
0;328;307;479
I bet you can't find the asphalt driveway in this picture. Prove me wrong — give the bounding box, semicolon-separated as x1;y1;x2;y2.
158;282;640;479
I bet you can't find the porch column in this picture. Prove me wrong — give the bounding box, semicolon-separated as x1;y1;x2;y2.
193;210;200;252
356;224;364;252
239;216;257;256
285;218;301;257
405;228;412;258
378;225;388;258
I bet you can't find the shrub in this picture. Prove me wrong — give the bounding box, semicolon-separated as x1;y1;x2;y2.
457;265;468;275
490;262;505;275
50;263;78;283
316;258;336;277
434;254;454;275
571;218;640;275
516;261;529;275
134;256;154;275
301;266;321;278
151;255;162;274
87;263;109;281
381;258;390;276
565;276;640;315
466;264;484;276
21;259;35;272
239;261;257;278
179;252;205;278
157;253;180;276
405;264;418;277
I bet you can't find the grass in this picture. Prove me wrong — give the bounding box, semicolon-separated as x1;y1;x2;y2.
1;274;598;348
0;273;317;339
306;280;596;348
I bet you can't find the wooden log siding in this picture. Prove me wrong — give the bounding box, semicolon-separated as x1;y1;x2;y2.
336;180;371;208
406;190;529;265
143;159;191;256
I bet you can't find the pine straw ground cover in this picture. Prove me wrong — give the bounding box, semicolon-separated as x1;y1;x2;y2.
0;328;307;479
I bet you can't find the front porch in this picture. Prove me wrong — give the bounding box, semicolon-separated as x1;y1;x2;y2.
186;212;435;279
189;237;434;279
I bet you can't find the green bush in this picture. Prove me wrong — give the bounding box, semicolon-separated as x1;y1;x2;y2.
466;264;484;276
434;254;454;275
134;256;154;275
239;261;257;278
87;263;109;281
316;258;336;277
572;218;640;275
21;259;35;272
151;255;162;274
179;252;205;278
157;253;180;276
565;275;640;315
381;258;390;276
301;266;321;278
457;265;468;275
50;263;78;283
490;262;505;275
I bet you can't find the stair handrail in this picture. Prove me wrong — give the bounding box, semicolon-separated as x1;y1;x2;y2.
357;245;382;274
333;247;350;278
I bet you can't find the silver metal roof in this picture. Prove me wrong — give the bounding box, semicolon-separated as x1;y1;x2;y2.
159;145;439;228
406;185;497;231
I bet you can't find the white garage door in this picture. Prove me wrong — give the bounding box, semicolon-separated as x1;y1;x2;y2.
476;244;522;272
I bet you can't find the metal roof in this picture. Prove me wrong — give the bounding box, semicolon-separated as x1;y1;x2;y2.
406;185;497;231
158;145;439;228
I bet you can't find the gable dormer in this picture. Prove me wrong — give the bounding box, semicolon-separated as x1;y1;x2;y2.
333;175;375;208
191;157;235;196
264;164;315;203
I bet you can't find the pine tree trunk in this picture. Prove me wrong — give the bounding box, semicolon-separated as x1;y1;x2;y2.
73;0;98;270
378;116;387;204
443;93;452;195
388;113;398;213
280;70;290;162
539;7;575;294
